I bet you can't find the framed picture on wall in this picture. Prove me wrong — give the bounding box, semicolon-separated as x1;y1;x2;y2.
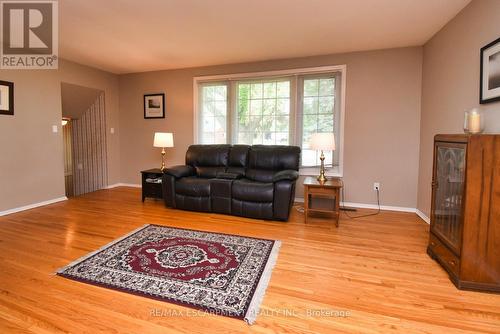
480;37;500;104
144;93;165;119
0;80;14;115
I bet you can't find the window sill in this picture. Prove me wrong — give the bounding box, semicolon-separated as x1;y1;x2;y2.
299;166;342;178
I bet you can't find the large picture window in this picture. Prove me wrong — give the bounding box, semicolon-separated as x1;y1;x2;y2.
194;66;345;176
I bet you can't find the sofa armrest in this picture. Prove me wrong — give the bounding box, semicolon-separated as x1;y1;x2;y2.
165;165;195;179
273;180;296;221
216;172;243;180
272;170;299;182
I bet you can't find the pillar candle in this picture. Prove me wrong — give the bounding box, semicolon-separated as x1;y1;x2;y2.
468;112;481;133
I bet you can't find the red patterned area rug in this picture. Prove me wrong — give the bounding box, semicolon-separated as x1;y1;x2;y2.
57;224;281;324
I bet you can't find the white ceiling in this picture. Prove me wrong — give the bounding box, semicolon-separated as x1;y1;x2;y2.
59;0;471;74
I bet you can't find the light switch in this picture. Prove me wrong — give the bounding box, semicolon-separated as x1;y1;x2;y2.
52;125;58;133
110;127;115;134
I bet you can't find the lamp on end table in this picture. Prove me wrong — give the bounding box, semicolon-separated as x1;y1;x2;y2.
309;133;335;183
153;132;174;172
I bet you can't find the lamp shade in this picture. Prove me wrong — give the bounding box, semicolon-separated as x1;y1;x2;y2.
309;133;335;151
153;132;174;148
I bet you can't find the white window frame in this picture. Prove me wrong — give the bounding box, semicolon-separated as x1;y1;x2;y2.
193;65;346;177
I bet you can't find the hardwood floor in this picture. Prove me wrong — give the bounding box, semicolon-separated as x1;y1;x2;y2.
0;187;499;333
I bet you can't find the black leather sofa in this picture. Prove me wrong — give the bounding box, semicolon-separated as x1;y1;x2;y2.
162;144;300;221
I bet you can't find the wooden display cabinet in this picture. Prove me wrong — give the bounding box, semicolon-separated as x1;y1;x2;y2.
428;134;500;293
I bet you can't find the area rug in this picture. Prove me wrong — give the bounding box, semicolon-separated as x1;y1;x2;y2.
56;224;281;324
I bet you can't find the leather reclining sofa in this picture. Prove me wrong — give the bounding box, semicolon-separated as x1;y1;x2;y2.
162;144;301;221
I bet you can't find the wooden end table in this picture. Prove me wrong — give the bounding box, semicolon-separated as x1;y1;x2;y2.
303;176;342;226
141;169;164;202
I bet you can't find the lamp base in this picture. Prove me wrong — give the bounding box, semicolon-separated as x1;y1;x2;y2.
317;150;327;183
317;173;328;183
160;148;166;172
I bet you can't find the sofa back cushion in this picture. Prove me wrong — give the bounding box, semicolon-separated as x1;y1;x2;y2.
186;145;230;178
246;145;301;182
184;144;300;180
226;145;250;176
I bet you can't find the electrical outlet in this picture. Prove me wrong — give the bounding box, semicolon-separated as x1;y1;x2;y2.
373;182;380;191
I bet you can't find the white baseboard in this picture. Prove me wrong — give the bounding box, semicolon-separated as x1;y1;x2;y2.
294;197;415;213
415;209;430;224
106;183;141;189
0;196;68;217
295;197;431;224
342;201;416;213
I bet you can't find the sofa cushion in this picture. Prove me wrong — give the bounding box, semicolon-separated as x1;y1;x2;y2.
232;199;273;220
195;166;225;178
176;177;211;197
248;145;300;170
232;178;273;203
245;169;275;183
186;145;230;166
210;178;232;198
226;145;249;176
216;172;243;180
186;145;230;178
175;194;211;212
246;145;300;182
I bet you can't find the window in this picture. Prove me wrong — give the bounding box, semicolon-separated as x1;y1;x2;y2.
299;75;338;168
195;66;345;176
199;83;228;144
235;80;290;145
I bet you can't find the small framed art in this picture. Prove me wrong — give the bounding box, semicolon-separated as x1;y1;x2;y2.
480;37;500;104
144;93;165;119
0;80;14;115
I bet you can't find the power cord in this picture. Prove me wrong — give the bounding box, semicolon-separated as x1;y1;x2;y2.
340;179;381;219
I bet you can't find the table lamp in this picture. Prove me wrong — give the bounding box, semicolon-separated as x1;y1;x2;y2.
309;133;335;183
153;132;174;172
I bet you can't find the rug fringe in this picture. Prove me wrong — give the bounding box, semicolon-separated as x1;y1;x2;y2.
244;240;281;325
55;224;151;274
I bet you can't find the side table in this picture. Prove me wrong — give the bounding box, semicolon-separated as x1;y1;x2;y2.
303;176;342;226
141;169;164;202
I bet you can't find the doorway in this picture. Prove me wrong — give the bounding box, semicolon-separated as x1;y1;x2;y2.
61;83;107;197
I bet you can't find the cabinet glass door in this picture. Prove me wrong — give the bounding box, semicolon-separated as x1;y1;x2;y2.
431;143;466;254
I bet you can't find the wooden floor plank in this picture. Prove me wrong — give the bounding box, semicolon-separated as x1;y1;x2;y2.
0;187;499;333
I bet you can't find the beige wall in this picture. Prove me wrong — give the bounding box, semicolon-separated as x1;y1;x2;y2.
417;0;500;217
119;47;423;208
0;60;120;212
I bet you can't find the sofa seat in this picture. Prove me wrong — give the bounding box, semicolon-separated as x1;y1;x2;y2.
232;178;274;203
176;176;211;197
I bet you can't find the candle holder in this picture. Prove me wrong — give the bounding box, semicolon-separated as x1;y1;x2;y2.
464;109;484;134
